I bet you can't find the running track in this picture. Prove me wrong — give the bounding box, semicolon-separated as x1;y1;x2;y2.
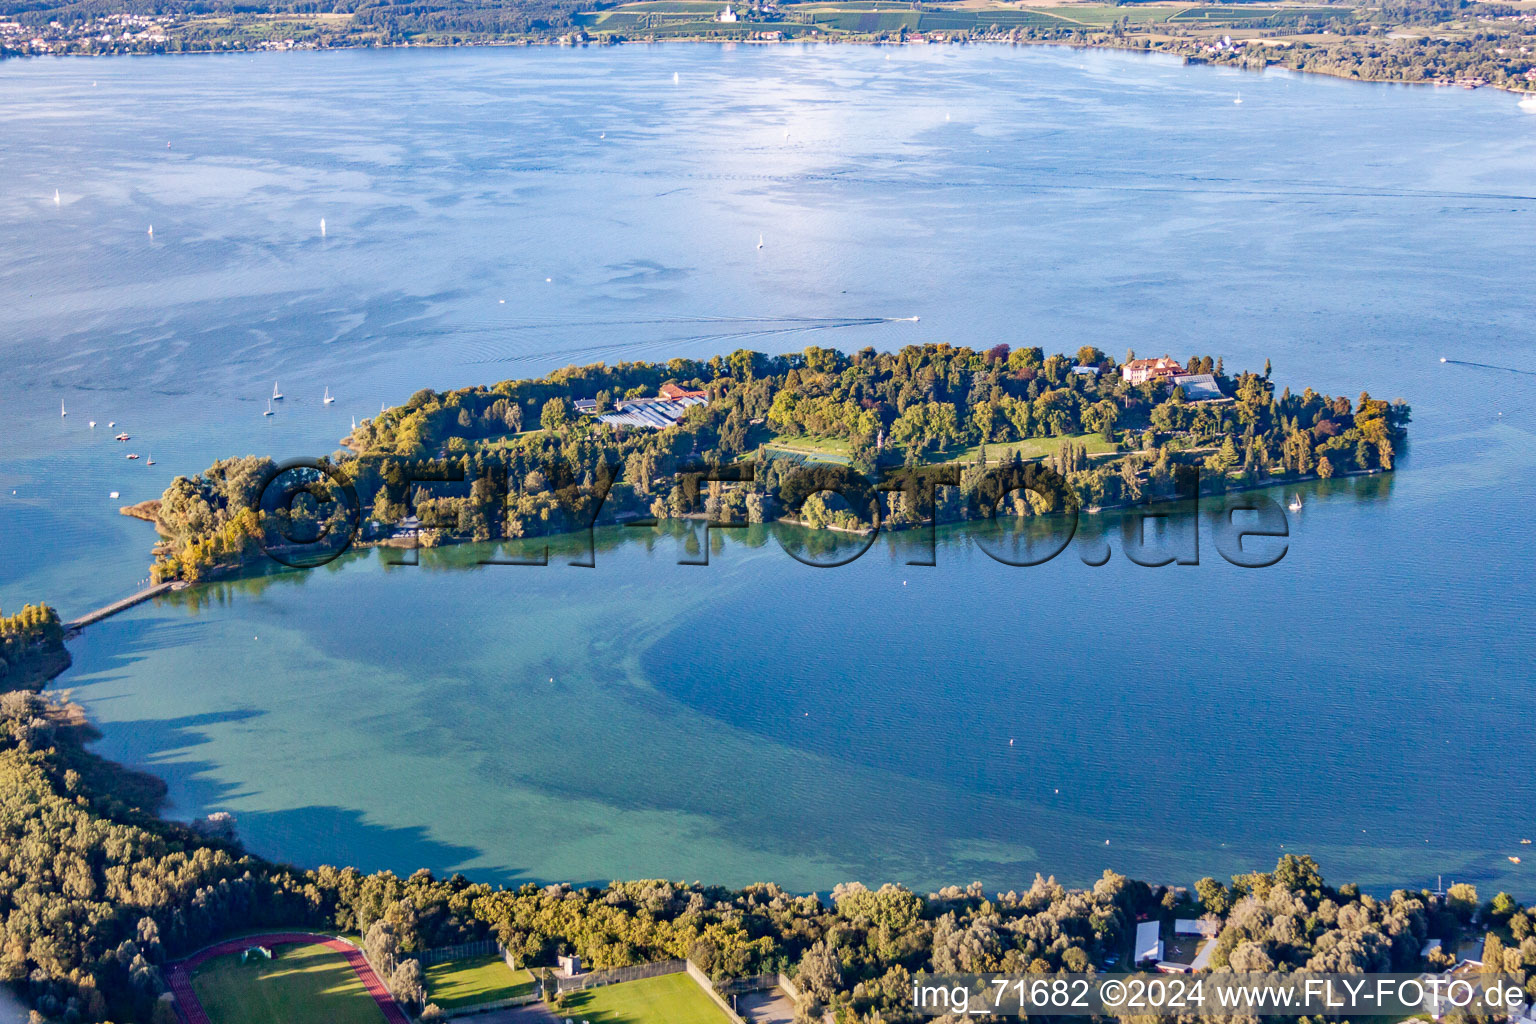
165;933;411;1024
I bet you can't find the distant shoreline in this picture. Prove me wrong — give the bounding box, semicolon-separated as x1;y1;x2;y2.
4;36;1534;98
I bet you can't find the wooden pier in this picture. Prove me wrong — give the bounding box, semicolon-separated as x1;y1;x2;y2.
66;581;185;632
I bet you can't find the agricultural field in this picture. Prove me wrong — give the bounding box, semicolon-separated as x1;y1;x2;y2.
190;943;385;1024
574;0;1343;36
424;955;537;1011
557;973;735;1024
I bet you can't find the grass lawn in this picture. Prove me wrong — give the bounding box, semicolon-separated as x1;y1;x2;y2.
558;973;734;1024
425;955;536;1010
938;433;1117;465
476;427;548;451
759;431;1119;468
762;433;852;455
1162;935;1203;964
191;943;386;1024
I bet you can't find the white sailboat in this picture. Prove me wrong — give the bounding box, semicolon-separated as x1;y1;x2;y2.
263;399;274;417
89;420;96;428
147;225;153;237
323;386;335;404
60;400;67;417
1520;93;1536;112
320;218;327;238
1288;494;1302;512
53;189;60;206
272;381;284;401
146;451;155;466
351;416;357;432
672;71;679;84
1234;93;1243;105
757;234;764;249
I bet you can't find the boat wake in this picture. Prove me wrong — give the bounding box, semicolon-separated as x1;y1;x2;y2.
1441;358;1536;377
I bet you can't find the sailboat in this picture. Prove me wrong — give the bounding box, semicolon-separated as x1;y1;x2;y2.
147;225;153;237
54;189;60;206
272;381;284;401
1234;93;1243;105
323;386;335;404
146;451;155;466
264;399;274;417
88;420;96;428
673;71;680;84
351;416;357;432
757;234;764;249
320;218;327;238
1520;93;1536;112
60;400;67;417
1288;494;1302;512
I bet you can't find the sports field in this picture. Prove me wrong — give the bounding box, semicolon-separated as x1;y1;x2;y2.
424;954;537;1010
558;973;734;1024
190;942;388;1024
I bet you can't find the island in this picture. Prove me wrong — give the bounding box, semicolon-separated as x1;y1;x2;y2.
133;343;1411;582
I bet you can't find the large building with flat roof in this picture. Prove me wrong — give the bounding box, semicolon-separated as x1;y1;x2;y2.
1170;373;1228;403
597;391;707;430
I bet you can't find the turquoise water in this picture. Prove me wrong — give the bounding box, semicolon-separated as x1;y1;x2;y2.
3;43;1536;894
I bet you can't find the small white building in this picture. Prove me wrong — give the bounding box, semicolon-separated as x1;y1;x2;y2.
557;953;583;976
717;4;738;21
1175;918;1219;938
1135;921;1164;964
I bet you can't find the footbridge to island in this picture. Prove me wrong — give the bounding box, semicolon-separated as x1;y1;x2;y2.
65;580;186;632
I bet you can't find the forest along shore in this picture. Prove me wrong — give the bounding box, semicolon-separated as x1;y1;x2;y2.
0;679;1530;1024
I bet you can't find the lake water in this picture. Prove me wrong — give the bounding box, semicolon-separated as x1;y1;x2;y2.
3;42;1536;895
